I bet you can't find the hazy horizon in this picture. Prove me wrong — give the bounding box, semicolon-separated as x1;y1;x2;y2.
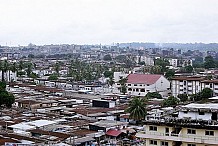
1;0;218;46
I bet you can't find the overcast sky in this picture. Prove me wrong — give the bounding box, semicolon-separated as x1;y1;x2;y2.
0;0;218;46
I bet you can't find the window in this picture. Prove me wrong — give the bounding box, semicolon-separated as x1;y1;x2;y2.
187;129;196;134
128;84;131;86
187;144;196;146
210;84;213;88
134;84;137;86
147;84;150;86
161;141;168;146
128;88;132;91
150;140;157;145
199;112;205;115
205;130;214;136
184;111;188;114
139;84;142;86
136;88;139;92
149;126;157;131
141;89;145;92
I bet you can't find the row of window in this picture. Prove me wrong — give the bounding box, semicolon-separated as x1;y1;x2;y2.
150;140;195;146
128;88;147;92
149;126;215;136
149;140;168;146
128;84;150;86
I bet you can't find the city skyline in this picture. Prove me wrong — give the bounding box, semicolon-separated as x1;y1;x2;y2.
0;0;218;46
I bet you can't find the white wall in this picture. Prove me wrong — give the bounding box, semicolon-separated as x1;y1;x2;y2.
178;111;212;120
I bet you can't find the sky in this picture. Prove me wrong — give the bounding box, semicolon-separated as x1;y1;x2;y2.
0;0;218;46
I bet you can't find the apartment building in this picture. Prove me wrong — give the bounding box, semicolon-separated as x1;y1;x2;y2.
171;76;205;97
168;58;193;67
201;80;218;96
136;103;218;146
135;55;154;66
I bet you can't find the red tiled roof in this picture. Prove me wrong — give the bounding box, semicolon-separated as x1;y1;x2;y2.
127;74;161;84
106;129;123;137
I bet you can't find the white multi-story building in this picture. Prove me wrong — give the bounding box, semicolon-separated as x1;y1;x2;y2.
171;76;204;97
135;55;154;66
136;103;218;146
115;74;170;97
169;58;193;67
0;71;17;82
171;77;218;97
201;80;218;96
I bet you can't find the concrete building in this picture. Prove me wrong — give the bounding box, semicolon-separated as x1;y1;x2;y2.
0;70;17;82
171;76;204;97
171;77;218;97
115;74;170;97
169;58;193;67
135;55;154;66
136;103;218;146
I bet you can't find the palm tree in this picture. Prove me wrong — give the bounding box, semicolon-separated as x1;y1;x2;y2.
18;60;24;71
0;60;9;82
26;63;33;77
125;97;147;123
54;62;60;76
119;78;127;94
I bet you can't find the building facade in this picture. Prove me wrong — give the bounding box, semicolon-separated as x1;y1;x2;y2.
136;103;218;146
115;74;170;97
171;77;218;97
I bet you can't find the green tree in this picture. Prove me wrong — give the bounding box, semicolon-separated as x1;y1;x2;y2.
204;56;215;69
154;58;170;73
119;78;127;94
28;54;35;58
26;63;33;77
0;82;15;108
146;92;162;99
54;62;60;76
48;74;58;80
0;60;9;82
104;70;113;78
165;69;175;79
18;60;24;71
29;72;38;79
108;76;114;87
125;97;147;122
103;54;112;61
150;65;162;74
200;88;213;99
177;94;188;102
162;96;179;107
185;65;193;73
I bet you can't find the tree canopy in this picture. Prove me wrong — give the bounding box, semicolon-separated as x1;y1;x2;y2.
154;58;170;73
204;56;215;69
125;97;147;121
119;78;127;94
0;82;15;108
103;54;112;61
162;96;179;107
146;92;162;99
190;88;213;101
48;74;58;80
177;94;188;102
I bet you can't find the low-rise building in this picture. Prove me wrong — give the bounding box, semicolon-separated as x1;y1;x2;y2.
117;74;170;97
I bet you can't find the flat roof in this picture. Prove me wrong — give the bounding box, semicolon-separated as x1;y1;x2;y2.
8;123;35;130
182;103;218;110
27;120;57;127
